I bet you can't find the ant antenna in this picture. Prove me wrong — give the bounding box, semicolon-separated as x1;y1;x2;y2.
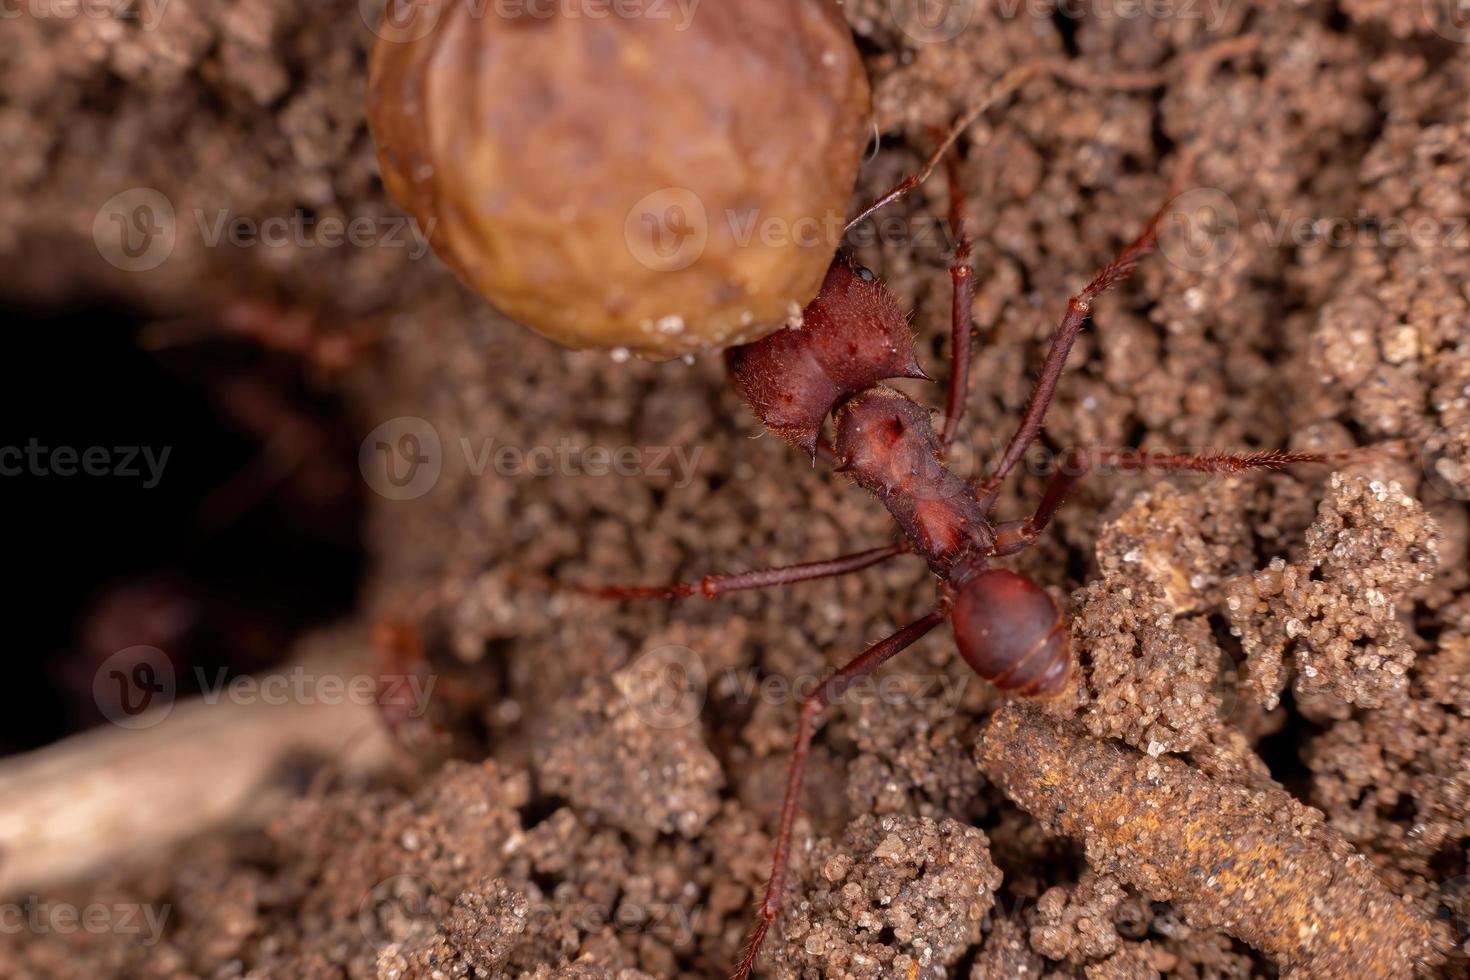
843;62;1050;235
843;37;1260;235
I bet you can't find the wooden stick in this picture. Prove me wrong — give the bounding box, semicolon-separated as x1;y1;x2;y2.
0;630;395;894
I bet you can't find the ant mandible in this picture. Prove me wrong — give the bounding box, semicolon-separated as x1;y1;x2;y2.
577;60;1339;978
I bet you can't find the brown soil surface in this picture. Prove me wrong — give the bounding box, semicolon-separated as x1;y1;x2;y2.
2;1;1469;978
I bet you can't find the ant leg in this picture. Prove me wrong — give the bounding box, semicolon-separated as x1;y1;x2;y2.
845;62;1050;235
733;611;946;980
572;543;908;601
987;448;1094;555
972;155;1196;510
940;154;976;451
989;446;1380;555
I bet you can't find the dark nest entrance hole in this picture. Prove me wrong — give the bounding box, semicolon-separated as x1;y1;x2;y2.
1;298;366;753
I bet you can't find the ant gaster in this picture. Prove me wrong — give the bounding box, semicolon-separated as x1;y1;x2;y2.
580;63;1340;978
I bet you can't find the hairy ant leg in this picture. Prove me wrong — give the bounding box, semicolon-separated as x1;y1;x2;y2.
733;610;946;980
574;543;909;602
940;153;976;451
989;447;1368;555
843;62;1053;235
973;154;1196;509
834;59;1223;458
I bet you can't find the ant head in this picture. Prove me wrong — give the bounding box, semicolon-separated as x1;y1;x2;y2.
821;251;888;299
727;254;927;458
950;568;1070;698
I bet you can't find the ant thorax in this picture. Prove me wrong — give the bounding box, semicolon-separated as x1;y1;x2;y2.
830;387;995;576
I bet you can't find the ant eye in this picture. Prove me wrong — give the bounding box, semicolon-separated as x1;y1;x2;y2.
855;266;875;282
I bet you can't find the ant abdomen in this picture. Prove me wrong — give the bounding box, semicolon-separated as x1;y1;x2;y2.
950;569;1071;698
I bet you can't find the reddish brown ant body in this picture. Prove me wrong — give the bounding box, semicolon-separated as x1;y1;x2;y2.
578;65;1353;978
